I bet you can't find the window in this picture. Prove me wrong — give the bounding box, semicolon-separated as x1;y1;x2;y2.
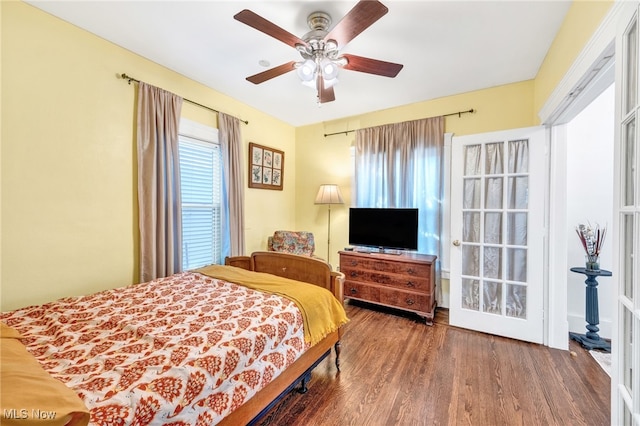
352;124;447;272
178;120;222;270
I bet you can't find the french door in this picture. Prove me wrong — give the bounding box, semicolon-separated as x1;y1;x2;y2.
450;126;546;344
615;4;640;424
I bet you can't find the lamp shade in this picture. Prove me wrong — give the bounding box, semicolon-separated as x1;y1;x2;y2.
315;184;344;205
297;59;316;82
321;58;339;80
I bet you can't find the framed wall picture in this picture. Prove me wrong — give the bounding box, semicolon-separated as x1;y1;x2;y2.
249;142;284;190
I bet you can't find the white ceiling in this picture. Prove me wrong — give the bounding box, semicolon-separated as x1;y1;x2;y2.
26;1;572;127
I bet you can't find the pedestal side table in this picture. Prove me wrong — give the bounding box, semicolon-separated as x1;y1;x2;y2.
569;267;612;353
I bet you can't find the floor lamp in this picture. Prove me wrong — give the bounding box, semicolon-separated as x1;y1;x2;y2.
315;184;344;261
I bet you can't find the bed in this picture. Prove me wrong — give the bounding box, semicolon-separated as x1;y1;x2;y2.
0;251;347;426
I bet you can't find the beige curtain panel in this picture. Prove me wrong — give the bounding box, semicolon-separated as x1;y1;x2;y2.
219;112;246;257
137;82;184;282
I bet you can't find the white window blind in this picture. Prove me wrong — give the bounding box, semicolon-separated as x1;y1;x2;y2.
178;132;222;270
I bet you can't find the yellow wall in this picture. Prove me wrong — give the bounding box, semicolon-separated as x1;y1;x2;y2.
1;1;296;311
1;0;613;310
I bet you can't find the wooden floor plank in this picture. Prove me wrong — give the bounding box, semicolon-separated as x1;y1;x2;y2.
258;301;610;425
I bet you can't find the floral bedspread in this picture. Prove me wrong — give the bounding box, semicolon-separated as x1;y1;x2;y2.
1;271;308;425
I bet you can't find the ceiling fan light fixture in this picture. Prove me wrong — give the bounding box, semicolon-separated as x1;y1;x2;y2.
296;59;316;81
321;58;339;80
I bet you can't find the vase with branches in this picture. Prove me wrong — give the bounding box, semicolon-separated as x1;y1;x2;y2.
576;223;606;271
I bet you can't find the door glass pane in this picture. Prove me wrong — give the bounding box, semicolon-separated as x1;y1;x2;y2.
507;212;528;245
463;212;480;242
464;145;482;175
463;178;481;208
485;142;503;174
507;248;527;282
508;176;529;209
485;177;503;209
626;20;637;114
623;214;634;300
484;212;502;244
462;245;480;276
622;308;633;393
623;118;636;206
508;140;529;173
484;247;502;279
483;281;502;314
506;284;527;319
462;278;479;311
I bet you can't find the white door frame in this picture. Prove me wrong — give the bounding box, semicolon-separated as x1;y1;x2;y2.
545;124;569;350
539;2;623;351
539;3;635;424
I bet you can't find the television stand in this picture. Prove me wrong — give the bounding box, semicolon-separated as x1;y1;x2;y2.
339;251;438;324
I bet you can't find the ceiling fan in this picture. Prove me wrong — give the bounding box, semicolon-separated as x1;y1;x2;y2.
234;0;403;104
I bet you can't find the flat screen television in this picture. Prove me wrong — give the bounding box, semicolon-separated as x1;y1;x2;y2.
348;208;419;251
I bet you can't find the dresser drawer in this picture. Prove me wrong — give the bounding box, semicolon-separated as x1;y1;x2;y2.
344;281;431;313
379;288;430;312
341;267;431;292
344;281;380;302
341;255;431;277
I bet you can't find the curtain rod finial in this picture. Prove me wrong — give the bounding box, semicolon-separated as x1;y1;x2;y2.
119;73;133;84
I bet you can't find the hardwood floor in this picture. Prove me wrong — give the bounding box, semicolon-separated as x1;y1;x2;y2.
259;300;610;426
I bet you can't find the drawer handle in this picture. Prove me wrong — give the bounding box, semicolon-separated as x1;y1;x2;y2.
350;271;359;278
407;268;417;275
406;298;415;305
350;260;358;266
406;281;415;288
350;288;358;294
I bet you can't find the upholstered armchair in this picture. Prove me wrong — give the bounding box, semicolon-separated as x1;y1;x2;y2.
267;230;318;258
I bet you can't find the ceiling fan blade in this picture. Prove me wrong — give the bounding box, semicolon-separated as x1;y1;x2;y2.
317;75;336;104
324;0;388;48
342;54;403;78
234;9;307;48
246;61;297;84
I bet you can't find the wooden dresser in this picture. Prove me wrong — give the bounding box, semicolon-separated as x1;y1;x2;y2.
339;251;438;324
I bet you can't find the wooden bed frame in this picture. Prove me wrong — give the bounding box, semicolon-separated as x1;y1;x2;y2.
219;251;345;425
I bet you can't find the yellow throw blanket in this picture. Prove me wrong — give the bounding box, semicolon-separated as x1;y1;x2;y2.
195;265;348;346
1;323;90;426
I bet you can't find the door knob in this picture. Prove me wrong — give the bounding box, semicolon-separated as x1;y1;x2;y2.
452;240;461;246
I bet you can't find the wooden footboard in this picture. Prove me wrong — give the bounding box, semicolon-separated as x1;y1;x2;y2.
221;251;345;424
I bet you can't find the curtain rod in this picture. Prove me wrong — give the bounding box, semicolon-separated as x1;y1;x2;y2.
119;73;249;125
323;108;475;137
